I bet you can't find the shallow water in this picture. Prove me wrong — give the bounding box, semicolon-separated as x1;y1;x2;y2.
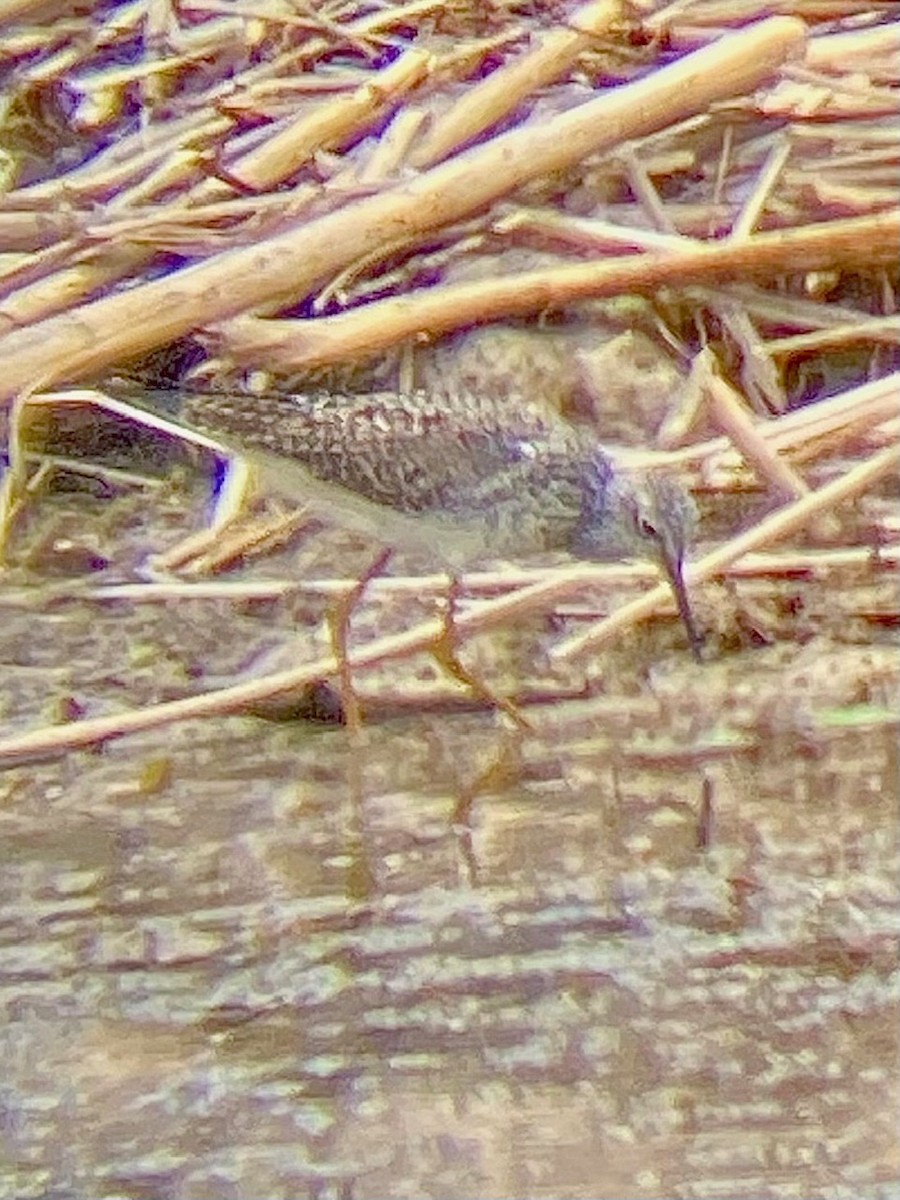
0;480;897;1199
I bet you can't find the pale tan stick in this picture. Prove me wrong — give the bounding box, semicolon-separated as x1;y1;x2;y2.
644;369;898;482
64;45;218;94
185;1;371;36
0;20;81;59
0;16;807;402
553;442;900;660
0;0;67;21
719;546;900;576
213;207;899;371
714;303;786;414
619;146;677;234
728;137;791;240
697;350;809;499
682;371;899;469
183;506;314;575
88;189;314;248
357;107;429;184
712;121;733;209
0;113;232;320
79;562;682;607
0;246;147;330
194;47;431;199
494;206;698;253
809;181;898;212
0;212;83;252
108;150;228;213
790;121;900;146
790;147;900;179
10;110;232;206
409;0;622;169
767;317;900;357
690;283;895;335
771;66;898;122
754;374;900;457
656;363;706;449
67;541;900;610
0;242;87;304
804;22;900;76
311;223;487;313
2;24;503;217
647;1;886;42
349;0;446;35
80;581;302;603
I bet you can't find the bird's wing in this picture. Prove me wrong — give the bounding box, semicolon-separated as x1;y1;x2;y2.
177;389;576;516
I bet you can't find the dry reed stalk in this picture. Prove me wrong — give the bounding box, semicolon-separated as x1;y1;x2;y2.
763;67;899;121
10;111;233;207
211;208;898;372
766;317;900;357
755;375;899;457
0;246;148;331
690;284;900;343
0;16;806;403
495;208;696;253
650;372;899;480
804;20;900;74
191;46;432;200
0;12;516;264
728;140;792;241
0;211;82;250
0;566;581;765
408;0;623;169
649;1;893;41
696;352;810;500
77;540;900;610
180;507;315;576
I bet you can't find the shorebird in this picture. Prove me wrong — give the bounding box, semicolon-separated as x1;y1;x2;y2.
129;387;703;719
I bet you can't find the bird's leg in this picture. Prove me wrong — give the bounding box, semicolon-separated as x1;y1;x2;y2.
430;573;532;731
326;547;394;731
326;548;392;903
450;734;525;885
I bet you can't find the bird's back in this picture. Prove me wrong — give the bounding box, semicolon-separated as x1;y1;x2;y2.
175;388;602;554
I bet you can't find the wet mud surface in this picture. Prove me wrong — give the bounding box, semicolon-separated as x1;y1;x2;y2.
0;478;898;1200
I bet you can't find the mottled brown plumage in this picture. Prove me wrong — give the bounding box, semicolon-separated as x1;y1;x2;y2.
147;388;703;655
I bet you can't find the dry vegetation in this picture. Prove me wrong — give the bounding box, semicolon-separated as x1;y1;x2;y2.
0;6;898;1197
0;0;897;755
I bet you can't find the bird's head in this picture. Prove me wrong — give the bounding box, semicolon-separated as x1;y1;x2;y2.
571;460;703;660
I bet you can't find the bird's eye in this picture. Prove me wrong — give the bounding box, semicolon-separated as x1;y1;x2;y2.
638;517;658;539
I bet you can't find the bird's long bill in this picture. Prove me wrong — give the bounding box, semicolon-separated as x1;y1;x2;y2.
661;551;704;663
